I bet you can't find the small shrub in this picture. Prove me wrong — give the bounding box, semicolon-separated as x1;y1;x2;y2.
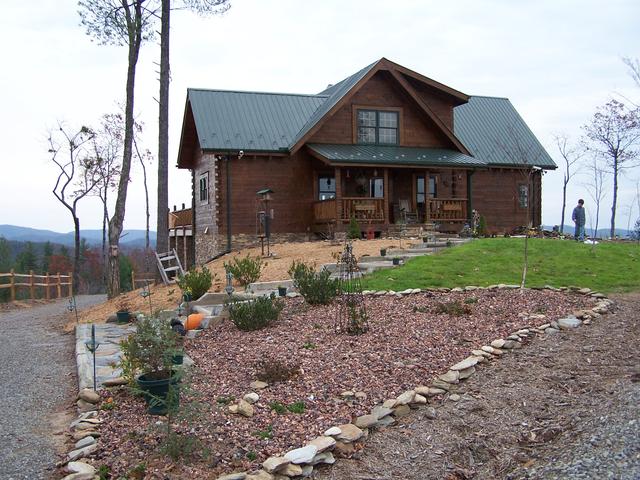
246;451;257;461
435;300;472;316
216;395;234;405
224;254;264;287
412;305;429;314
347;215;361;239
176;267;213;300
302;341;317;350
268;401;287;415
464;297;478;304
286;401;305;414
253;425;273;439
100;397;116;411
288;260;338;305
127;463;146;480
97;465;110;480
229;295;284;331
255;356;301;383
161;431;199;461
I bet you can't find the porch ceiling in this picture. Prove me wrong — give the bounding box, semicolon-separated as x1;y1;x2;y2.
307;144;486;168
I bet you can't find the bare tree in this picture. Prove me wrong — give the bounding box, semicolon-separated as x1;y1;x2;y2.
623;57;640;89
49;124;99;289
583;99;640;238
92;113;124;270
493;126;545;288
554;134;583;233
155;0;230;259
582;156;608;242
79;0;157;297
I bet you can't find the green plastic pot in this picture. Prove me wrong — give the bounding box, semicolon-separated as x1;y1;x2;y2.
116;311;130;324
137;374;179;415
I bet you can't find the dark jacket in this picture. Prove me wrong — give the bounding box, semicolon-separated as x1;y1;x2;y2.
572;205;585;226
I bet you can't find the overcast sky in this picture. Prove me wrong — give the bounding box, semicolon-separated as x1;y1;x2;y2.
1;0;638;234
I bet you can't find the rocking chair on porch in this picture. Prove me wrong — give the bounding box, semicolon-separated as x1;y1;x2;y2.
398;199;418;224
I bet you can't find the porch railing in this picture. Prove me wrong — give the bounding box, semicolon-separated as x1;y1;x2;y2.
341;197;384;222
313;199;337;222
427;198;467;221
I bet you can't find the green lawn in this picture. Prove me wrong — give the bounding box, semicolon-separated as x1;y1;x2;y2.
361;238;640;294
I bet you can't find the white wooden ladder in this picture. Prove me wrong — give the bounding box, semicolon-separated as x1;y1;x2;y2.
155;248;186;285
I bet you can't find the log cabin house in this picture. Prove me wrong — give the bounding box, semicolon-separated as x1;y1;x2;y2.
176;58;556;264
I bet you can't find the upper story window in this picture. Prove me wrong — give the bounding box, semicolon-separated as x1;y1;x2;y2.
357;110;398;145
198;172;209;205
518;184;529;208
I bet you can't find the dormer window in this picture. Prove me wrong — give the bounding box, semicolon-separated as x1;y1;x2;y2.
357;110;398;145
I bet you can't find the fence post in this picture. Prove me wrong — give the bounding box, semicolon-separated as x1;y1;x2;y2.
45;273;50;300
57;272;62;298
68;271;73;297
30;270;35;299
131;270;136;290
10;269;15;302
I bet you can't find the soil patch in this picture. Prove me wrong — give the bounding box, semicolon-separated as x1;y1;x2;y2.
72;239;406;330
87;289;594;477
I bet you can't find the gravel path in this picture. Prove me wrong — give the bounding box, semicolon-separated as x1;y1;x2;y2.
0;295;105;480
312;292;640;480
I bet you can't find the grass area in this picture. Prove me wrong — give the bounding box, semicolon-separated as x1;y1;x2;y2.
361;238;640;294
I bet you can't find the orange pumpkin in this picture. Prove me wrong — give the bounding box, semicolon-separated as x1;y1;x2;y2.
185;313;204;330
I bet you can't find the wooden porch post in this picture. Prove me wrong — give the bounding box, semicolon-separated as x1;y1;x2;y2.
383;168;390;226
335;167;342;222
10;269;15;301
29;270;35;300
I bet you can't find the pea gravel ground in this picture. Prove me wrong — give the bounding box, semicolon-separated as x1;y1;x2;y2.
312;292;640;480
0;295;105;480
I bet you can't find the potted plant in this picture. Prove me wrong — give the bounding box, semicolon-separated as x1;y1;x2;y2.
392;257;401;266
380;248;387;257
116;296;131;324
119;316;182;415
277;285;287;297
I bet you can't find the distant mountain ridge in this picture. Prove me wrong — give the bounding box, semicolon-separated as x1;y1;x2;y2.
543;225;632;238
0;225;156;248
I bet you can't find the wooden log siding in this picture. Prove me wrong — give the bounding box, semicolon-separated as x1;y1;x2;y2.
313;199;337;222
0;270;73;301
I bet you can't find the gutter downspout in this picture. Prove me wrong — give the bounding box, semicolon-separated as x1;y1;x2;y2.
226;153;232;252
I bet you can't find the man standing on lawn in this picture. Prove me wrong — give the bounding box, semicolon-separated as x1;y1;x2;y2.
572;199;586;241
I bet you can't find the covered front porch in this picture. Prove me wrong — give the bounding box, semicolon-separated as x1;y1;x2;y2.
307;144;484;232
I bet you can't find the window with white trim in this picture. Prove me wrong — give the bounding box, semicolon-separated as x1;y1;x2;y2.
518;184;529;208
198;172;209;205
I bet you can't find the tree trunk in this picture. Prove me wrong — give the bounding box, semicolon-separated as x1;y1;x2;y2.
102;190;108;289
520;233;528;289
156;0;170;258
610;156;619;238
73;214;81;291
107;1;143;298
560;174;568;234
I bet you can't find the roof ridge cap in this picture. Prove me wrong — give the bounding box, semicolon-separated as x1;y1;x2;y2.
188;87;328;98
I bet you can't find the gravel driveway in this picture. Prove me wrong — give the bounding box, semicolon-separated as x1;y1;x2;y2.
313;292;640;480
0;295;105;480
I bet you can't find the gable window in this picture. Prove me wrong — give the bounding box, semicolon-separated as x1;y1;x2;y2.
199;172;209;204
318;176;336;200
357;110;398;145
518;184;529;208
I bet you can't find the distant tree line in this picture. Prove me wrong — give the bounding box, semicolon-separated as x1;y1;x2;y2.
0;237;145;302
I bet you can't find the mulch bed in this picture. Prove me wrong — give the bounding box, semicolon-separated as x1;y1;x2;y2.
89;289;595;478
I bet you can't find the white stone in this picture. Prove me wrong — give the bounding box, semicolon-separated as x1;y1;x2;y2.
371;405;394;419
285;445;318;464
308;436;336;453
438;370;460;384
458;366;476;379
66;462;96;475
67;444;98;462
310;451;336;465
450;356;480;371
243;392;259;404
558;316;582;329
396;390;416;405
78;388;100;404
262;456;290;474
336;423;363;442
491;339;506;348
217;474;247;480
412;394;427;404
237;399;254;417
74;436;96;450
324;426;341;436
250;380;268;390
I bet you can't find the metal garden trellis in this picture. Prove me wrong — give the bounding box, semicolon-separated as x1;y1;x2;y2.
334;241;369;335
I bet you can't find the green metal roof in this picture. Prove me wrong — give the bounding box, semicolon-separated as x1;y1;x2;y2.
188;88;327;152
454;96;557;169
307;144;485;168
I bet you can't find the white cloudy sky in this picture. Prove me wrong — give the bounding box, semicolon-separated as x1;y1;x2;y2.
1;0;638;233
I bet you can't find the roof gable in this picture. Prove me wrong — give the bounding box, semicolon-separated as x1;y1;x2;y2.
454;96;557;169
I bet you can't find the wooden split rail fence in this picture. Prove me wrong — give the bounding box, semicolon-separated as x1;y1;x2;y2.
0;269;73;301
